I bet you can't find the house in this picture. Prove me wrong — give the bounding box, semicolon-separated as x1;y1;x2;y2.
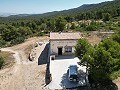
50;32;81;56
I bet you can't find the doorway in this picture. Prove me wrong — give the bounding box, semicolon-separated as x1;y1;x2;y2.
58;47;62;55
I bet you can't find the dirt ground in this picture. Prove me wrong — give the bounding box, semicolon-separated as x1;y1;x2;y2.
86;34;102;45
113;77;120;89
0;36;49;90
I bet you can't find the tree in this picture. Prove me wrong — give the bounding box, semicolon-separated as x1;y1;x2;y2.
70;23;76;29
75;37;120;84
46;19;56;31
86;25;96;31
64;16;74;22
0;24;7;34
1;26;20;41
100;38;120;58
18;27;32;37
103;13;111;22
112;29;120;43
40;23;47;30
55;17;67;32
81;46;114;83
10;37;25;45
0;38;6;47
92;47;113;80
75;39;91;59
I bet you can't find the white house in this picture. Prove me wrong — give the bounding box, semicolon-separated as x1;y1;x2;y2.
50;32;81;56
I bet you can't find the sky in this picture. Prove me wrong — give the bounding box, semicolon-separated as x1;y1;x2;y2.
0;0;113;14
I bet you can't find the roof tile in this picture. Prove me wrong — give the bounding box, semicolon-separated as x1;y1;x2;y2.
50;32;81;40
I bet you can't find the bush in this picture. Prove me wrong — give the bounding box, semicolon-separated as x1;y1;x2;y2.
0;57;5;69
0;39;6;47
118;22;120;26
113;34;120;43
10;37;25;45
110;70;120;80
35;32;45;36
85;25;96;31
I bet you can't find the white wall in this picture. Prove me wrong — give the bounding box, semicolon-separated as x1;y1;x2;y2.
50;40;78;56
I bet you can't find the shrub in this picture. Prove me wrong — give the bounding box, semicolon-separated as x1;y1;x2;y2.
85;25;96;31
110;70;120;80
0;39;6;47
10;37;25;45
36;32;45;36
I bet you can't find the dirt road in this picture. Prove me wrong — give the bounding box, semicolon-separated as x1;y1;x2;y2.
0;36;49;90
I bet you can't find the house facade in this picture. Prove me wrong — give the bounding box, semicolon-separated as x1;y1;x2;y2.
50;32;81;56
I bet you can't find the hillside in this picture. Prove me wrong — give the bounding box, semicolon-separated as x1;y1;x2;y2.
2;0;119;18
0;0;120;48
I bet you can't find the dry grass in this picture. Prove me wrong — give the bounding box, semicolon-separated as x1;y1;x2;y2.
83;32;101;46
0;51;15;69
86;34;102;46
84;31;113;46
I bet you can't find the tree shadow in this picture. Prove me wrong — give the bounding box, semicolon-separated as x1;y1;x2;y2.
38;43;49;65
60;72;78;89
60;69;88;89
88;75;118;90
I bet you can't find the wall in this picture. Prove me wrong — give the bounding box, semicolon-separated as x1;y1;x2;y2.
50;40;78;56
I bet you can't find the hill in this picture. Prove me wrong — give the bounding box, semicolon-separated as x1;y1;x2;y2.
4;0;119;18
0;0;120;48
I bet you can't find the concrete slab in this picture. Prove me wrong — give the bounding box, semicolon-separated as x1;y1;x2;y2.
47;56;87;89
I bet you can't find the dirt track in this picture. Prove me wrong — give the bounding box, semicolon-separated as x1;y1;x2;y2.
0;36;49;90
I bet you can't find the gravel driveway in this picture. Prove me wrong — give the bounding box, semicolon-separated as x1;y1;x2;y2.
47;56;87;89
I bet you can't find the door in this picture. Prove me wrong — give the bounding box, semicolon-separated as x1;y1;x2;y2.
58;48;62;55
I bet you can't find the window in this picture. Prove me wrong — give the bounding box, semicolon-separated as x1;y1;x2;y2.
65;47;72;53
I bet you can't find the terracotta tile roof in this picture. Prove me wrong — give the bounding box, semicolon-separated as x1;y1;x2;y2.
50;32;81;40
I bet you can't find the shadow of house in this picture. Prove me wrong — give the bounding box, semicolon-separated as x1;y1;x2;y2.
37;43;51;85
45;62;51;85
60;73;72;89
55;55;75;60
38;43;49;65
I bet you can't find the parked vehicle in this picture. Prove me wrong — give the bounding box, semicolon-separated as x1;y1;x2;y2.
68;65;78;82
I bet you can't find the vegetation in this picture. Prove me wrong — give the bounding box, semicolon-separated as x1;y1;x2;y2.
0;0;120;47
75;29;120;85
75;39;91;59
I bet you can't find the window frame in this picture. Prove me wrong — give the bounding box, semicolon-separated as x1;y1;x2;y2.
65;46;72;53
